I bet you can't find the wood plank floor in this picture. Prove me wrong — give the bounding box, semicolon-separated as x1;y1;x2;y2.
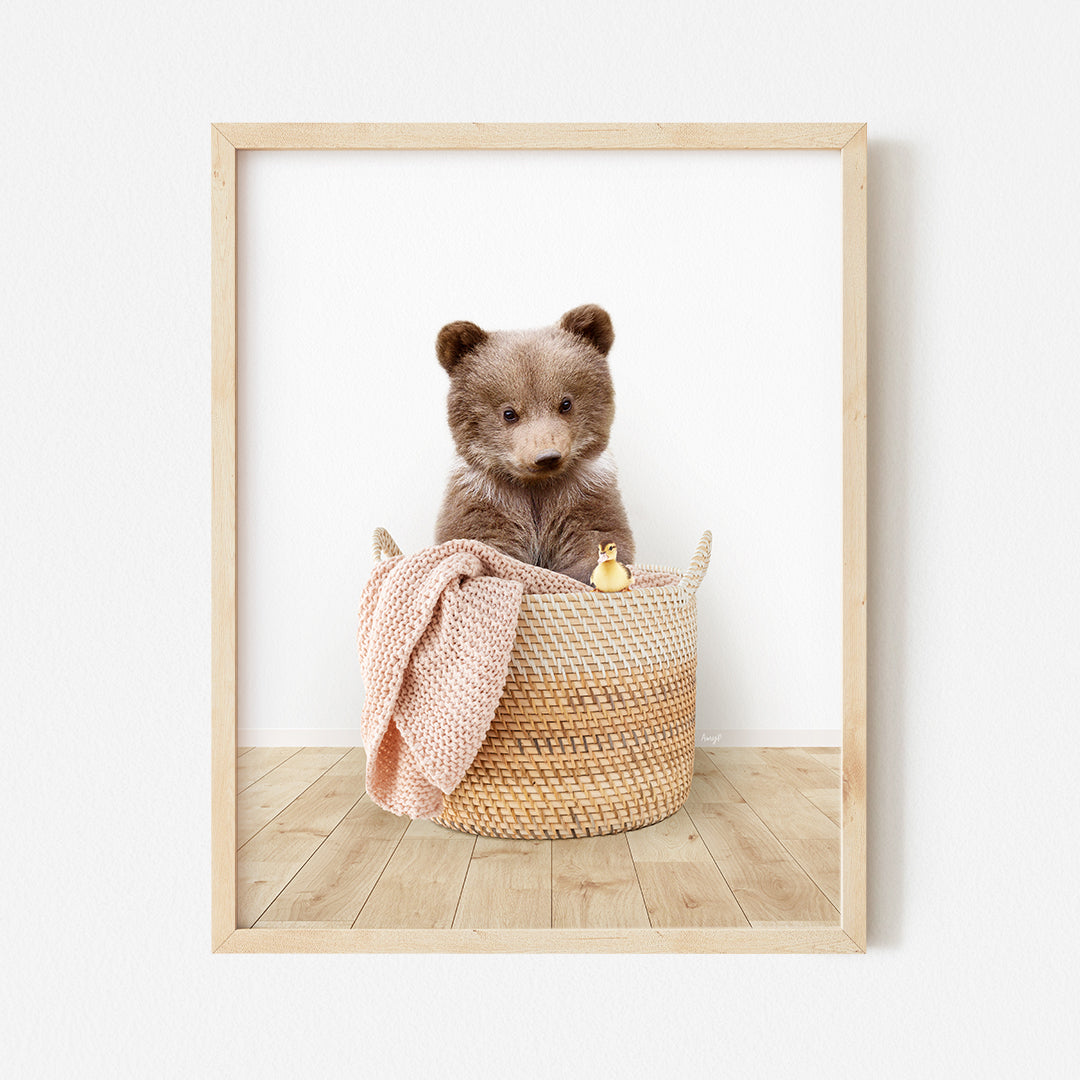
236;746;841;930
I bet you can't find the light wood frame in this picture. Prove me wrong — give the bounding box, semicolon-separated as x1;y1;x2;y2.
211;122;867;954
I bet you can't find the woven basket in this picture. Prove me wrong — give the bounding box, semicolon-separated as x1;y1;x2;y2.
372;528;712;840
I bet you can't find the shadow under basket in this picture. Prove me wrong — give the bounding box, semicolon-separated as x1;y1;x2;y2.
373;528;712;840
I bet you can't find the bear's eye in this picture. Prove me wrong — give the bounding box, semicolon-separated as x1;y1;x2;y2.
559;397;573;414
503;407;519;423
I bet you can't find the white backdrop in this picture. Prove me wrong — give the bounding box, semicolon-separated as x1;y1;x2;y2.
4;0;1079;1077
238;149;841;745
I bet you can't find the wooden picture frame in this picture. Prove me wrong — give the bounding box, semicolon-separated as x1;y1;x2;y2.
211;122;867;953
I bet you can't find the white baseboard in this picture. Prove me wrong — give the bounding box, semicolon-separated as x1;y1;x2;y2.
239;728;363;748
696;729;841;748
238;727;841;749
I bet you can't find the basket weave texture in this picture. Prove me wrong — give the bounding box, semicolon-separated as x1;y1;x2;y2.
372;529;711;840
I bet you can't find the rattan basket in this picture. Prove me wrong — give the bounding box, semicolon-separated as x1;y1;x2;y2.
372;528;712;840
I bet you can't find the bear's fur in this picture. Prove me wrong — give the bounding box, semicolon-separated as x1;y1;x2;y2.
434;304;634;583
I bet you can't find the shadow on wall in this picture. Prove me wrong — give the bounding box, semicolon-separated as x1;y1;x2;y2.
867;139;917;949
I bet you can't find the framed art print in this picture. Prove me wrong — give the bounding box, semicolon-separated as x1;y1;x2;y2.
211;123;867;953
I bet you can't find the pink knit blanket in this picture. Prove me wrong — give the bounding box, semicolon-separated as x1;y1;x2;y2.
357;538;678;819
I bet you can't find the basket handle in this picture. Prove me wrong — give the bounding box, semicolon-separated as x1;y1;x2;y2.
372;527;403;563
680;531;712;593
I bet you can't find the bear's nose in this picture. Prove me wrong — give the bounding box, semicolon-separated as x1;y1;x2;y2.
534;450;563;469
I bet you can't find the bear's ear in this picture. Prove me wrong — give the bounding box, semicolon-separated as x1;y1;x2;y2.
560;304;614;357
437;321;488;374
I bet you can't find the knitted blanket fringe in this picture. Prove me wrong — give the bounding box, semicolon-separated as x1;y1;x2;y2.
356;538;673;819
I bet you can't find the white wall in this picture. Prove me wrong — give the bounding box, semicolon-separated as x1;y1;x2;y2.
3;1;1078;1078
237;149;841;747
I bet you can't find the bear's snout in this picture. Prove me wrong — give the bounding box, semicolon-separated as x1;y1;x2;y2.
508;417;572;479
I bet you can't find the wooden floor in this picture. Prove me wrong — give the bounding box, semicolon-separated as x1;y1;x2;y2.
235;746;841;930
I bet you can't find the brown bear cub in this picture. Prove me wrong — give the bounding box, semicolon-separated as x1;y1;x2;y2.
434;304;634;584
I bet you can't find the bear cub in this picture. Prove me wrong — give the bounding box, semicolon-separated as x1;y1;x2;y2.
434;304;634;584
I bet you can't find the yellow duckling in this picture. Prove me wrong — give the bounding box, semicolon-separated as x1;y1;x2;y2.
589;542;634;592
